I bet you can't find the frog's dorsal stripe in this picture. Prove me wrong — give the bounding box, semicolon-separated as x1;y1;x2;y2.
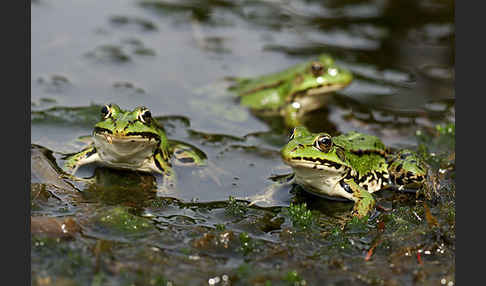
347;149;386;157
287;82;348;103
239;80;285;96
286;84;326;103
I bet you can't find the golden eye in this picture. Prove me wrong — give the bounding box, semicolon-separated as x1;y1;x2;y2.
314;134;332;152
138;108;152;123
101;104;111;119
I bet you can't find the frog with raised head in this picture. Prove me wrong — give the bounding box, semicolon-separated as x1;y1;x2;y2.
281;127;428;218
229;54;353;126
63;104;208;192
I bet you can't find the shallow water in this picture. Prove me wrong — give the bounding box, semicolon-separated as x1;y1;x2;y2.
31;0;455;285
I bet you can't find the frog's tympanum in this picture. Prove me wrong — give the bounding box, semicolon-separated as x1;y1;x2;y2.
281;127;428;218
64;104;207;191
229;54;353;126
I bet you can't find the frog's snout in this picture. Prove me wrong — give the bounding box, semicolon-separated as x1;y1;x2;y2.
281;143;303;161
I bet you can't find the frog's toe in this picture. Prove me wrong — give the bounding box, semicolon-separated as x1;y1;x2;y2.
246;195;272;207
243;185;281;207
352;199;376;218
58;172;93;183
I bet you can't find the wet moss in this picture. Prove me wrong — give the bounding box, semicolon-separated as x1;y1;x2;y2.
287;202;314;230
284;270;306;285
239;232;256;255
224;196;248;217
32;236;95;283
32;1;455;283
87;206;155;239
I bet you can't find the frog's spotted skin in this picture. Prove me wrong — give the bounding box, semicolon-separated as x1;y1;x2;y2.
333;131;390;193
63;104;208;191
281;127;428;218
388;149;427;187
229;54;353;126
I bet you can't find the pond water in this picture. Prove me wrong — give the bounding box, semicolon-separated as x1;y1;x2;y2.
31;0;455;285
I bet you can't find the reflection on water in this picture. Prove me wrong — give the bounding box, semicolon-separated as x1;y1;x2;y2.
31;0;454;284
31;0;454;209
31;0;454;207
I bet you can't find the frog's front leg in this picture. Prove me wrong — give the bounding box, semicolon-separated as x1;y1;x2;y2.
60;146;100;182
153;152;177;196
63;146;100;175
341;178;376;218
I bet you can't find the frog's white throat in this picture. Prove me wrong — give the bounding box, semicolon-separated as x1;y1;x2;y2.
93;133;159;170
289;162;355;201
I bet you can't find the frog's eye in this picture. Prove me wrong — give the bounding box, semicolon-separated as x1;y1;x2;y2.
311;62;325;77
138;108;152;123
101;104;112;119
314;134;332;152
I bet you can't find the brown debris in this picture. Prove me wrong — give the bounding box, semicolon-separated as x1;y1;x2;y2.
31;216;80;238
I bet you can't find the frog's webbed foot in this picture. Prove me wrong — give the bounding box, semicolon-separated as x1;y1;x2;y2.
59;172;94;184
342;179;376;219
62;146;99;182
63;146;98;169
243;173;295;207
245;188;276;207
153;152;178;197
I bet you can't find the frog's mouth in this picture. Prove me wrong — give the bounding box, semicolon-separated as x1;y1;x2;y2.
282;156;346;172
94;127;160;141
93;129;160;163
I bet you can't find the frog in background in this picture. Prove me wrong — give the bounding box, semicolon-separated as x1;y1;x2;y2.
229;54;353;127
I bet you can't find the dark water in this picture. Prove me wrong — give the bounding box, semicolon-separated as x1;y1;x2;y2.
31;0;455;285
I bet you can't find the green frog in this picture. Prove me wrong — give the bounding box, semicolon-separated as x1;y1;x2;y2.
281;127;428;218
229;54;353;126
63;104;208;192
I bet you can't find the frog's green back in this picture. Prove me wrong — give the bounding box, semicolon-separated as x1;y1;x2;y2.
344;152;388;179
388;149;428;177
333;131;388;180
230;54;336;95
230;61;310;95
238;81;291;110
333;131;386;154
